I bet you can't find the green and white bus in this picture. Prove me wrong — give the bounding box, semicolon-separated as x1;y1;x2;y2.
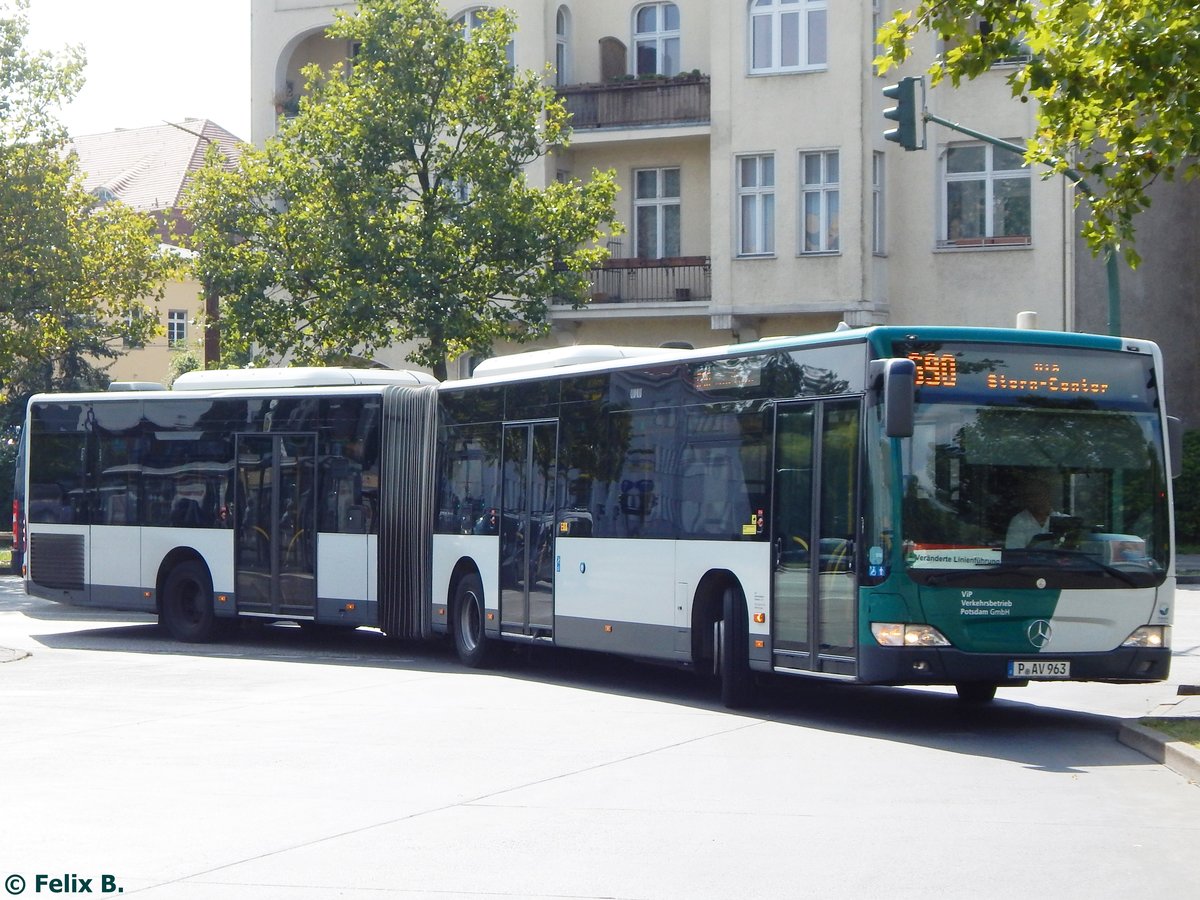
21;325;1179;704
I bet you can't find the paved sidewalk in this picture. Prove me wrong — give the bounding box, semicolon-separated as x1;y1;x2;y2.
1119;686;1200;786
0;646;28;663
1116;566;1200;784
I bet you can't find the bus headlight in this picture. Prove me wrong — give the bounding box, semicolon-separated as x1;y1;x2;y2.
1121;625;1170;649
871;623;951;647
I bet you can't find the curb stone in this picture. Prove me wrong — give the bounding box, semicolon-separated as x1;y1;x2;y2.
1118;721;1200;786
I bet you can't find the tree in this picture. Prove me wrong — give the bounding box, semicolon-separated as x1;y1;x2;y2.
0;0;81;144
0;0;183;512
876;0;1200;266
0;0;181;405
187;0;620;380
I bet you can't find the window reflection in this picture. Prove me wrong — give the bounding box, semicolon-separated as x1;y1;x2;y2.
902;403;1169;584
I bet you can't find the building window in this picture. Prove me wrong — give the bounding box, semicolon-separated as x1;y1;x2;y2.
737;154;775;257
800;150;839;254
634;167;681;259
941;142;1031;247
455;7;514;65
555;7;571;86
750;0;827;74
167;310;187;347
872;151;885;255
455;8;487;37
634;3;680;76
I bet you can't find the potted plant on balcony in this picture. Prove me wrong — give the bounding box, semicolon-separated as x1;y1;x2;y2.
273;93;301;118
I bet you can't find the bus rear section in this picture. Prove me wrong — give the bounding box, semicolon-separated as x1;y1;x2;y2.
21;370;437;642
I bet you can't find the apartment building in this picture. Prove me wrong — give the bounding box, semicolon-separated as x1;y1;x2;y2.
251;1;1075;374
71;119;244;383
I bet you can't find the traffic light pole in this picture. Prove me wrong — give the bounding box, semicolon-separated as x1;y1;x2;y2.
917;106;1122;337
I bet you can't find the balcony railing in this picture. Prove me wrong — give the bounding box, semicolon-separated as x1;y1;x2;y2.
557;75;710;130
559;256;711;306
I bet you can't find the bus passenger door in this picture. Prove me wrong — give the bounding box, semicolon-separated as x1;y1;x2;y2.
772;400;860;676
235;434;317;619
499;421;557;639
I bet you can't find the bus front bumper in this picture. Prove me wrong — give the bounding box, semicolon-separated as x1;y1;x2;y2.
857;645;1171;686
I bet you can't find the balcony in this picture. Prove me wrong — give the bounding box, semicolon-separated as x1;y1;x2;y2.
559;256;711;306
558;74;710;131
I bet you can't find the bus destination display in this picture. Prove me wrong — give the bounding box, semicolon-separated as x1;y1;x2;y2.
895;342;1154;408
907;353;1110;396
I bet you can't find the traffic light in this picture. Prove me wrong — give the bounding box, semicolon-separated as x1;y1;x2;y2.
883;76;922;151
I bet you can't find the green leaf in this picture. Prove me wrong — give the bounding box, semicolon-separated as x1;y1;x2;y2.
873;0;1200;266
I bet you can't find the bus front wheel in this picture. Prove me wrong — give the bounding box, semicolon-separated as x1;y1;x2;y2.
161;560;219;643
453;573;491;668
955;682;998;703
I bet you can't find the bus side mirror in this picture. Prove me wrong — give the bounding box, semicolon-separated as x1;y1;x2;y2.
872;358;915;438
1168;416;1183;479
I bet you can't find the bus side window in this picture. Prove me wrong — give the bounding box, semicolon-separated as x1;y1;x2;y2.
28;429;87;525
680;445;749;538
320;452;365;534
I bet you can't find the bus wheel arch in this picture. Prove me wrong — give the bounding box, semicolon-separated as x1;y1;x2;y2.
158;552;221;643
450;562;491;668
691;570;754;708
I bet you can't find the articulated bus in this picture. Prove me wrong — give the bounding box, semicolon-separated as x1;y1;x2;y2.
21;326;1179;705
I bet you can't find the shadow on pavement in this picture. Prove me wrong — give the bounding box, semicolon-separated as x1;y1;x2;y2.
16;599;1140;778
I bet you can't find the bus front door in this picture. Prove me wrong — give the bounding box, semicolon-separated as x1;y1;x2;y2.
499;422;557;639
771;400;860;677
235;434;317;619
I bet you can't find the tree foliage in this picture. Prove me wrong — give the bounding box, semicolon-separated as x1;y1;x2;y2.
0;0;81;144
876;0;1200;266
1176;430;1200;546
0;0;181;413
187;0;619;380
0;0;182;517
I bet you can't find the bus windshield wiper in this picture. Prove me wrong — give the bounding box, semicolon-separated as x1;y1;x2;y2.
1066;555;1147;588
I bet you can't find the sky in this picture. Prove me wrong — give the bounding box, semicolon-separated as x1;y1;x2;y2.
25;0;251;140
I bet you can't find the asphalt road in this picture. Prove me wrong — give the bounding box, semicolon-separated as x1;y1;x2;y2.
1;575;1197;899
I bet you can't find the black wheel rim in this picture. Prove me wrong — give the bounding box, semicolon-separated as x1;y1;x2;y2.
459;590;481;652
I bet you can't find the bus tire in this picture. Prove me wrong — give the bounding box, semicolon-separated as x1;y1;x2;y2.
717;583;754;709
453;572;491;668
161;560;219;643
955;682;997;703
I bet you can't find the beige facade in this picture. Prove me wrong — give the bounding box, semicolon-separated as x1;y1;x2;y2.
251;1;1074;375
103;273;206;384
71;118;243;385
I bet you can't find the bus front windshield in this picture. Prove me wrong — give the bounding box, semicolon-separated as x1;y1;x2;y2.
896;343;1170;589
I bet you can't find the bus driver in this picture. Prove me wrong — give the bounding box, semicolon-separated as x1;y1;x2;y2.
1005;477;1055;548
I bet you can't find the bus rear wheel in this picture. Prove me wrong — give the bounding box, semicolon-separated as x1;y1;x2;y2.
161;560;219;643
716;583;754;709
453;573;491;668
